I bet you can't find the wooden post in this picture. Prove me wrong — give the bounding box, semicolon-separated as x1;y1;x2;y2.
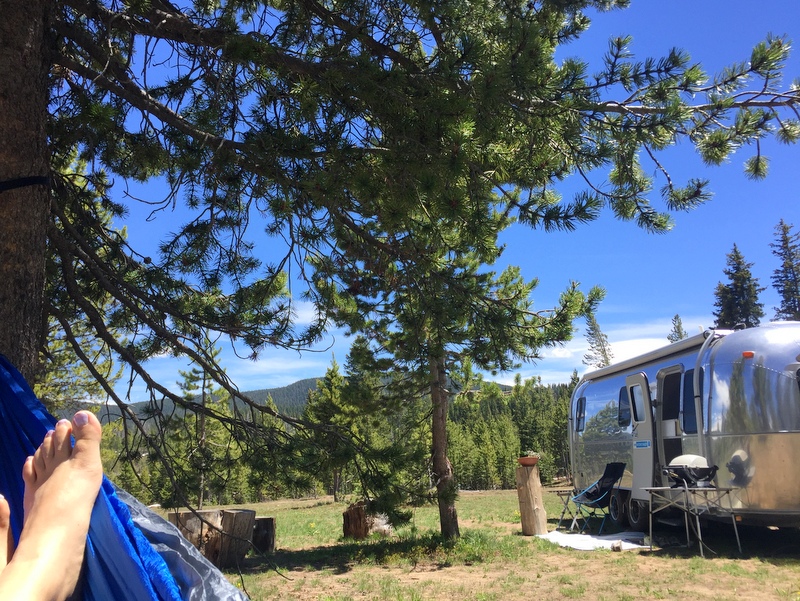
516;464;548;535
253;517;276;554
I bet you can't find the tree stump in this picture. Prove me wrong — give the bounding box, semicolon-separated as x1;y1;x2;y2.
342;501;369;539
168;509;223;559
253;517;276;554
168;508;256;568
516;464;548;535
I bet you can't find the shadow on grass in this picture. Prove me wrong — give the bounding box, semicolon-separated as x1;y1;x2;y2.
239;532;461;576
540;510;800;563
237;519;800;579
636;521;800;561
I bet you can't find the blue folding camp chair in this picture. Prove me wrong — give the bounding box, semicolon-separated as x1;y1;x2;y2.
570;462;626;534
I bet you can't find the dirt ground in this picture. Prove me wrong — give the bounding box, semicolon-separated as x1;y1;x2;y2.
237;525;800;601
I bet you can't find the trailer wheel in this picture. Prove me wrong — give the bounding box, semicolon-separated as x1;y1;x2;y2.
609;490;628;528
627;499;649;531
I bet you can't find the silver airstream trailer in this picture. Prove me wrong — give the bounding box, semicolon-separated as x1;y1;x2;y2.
568;321;800;530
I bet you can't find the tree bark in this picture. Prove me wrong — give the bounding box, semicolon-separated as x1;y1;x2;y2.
0;0;52;381
430;355;459;539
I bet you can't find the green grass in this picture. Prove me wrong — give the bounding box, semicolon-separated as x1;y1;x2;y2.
222;489;800;601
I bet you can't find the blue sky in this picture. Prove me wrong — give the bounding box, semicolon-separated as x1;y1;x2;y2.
117;1;800;398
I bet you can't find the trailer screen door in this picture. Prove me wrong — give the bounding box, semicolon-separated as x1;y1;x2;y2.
627;372;654;502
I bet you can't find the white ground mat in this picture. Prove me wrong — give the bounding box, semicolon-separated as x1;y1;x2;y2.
537;530;648;551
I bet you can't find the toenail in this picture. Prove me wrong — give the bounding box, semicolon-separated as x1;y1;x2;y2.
57;419;70;427
73;412;89;427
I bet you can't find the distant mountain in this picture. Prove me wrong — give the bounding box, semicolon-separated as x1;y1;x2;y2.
241;377;319;417
85;375;515;424
88;376;321;424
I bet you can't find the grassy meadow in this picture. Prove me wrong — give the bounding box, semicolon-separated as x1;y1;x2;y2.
221;489;800;601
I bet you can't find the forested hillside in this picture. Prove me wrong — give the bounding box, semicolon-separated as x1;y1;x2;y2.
100;370;575;510
245;378;319;417
88;378;320;424
447;377;574;489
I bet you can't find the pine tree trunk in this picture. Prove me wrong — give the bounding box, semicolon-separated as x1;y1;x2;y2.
430;356;459;539
332;468;341;502
0;0;52;381
198;380;207;509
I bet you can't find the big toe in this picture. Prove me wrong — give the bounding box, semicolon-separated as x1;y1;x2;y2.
70;411;103;467
71;411;102;444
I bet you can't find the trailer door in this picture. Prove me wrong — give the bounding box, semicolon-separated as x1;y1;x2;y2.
627;372;655;502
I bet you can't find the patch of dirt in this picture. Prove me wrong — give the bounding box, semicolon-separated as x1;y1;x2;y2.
243;532;800;601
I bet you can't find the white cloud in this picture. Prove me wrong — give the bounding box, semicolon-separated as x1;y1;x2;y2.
542;345;577;360
289;300;321;326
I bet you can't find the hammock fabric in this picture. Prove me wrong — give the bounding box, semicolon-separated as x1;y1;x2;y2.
0;355;248;600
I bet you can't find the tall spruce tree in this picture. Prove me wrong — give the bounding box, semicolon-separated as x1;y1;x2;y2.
583;313;614;368
1;0;800;534
300;359;351;501
667;314;689;342
770;220;800;321
298;343;430;520
174;338;223;509
713;244;765;329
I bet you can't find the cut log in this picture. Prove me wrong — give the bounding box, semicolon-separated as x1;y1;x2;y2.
168;508;256;568
168;509;223;561
253;517;276;554
218;509;256;568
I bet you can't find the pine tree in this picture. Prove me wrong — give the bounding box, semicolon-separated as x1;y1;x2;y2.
667;314;689;343
300;358;352;501
2;0;800;531
0;1;796;387
33;158;123;412
151;339;249;508
770;220;800;321
175;341;222;509
299;345;430;521
583;313;614;368
713;244;765;329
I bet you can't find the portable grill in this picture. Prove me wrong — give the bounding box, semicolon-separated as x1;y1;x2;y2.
664;454;718;488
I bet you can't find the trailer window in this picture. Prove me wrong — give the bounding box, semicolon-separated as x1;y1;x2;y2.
630;384;646;423
661;372;681;420
682;369;702;434
575;397;586;432
618;386;631;427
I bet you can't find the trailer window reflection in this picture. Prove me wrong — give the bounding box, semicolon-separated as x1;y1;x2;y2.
618;386;631;427
682;369;701;434
630;384;646;423
575;396;586;432
707;360;800;434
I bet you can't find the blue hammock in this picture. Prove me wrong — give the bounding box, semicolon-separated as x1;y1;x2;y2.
0;355;248;600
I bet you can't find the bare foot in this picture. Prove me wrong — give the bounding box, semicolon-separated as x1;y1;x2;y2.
0;494;12;567
0;411;103;601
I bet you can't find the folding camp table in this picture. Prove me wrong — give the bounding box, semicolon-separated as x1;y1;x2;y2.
645;486;743;557
552;487;577;530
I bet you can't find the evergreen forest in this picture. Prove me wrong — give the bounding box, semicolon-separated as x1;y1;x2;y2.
99;365;575;513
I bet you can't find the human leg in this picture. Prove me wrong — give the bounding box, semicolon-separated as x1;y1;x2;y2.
0;411;103;601
0;494;12;567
